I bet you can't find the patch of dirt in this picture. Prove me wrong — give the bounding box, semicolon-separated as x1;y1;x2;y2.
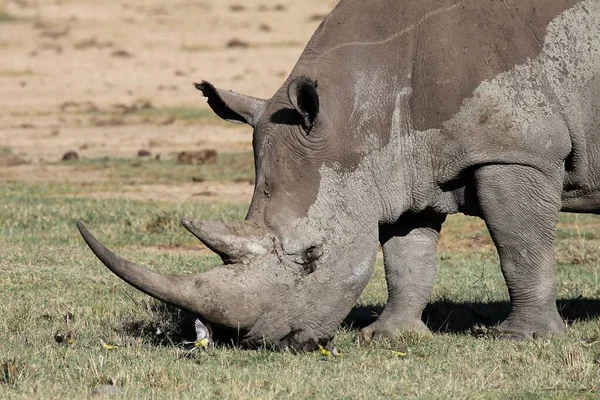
0;153;28;167
0;0;337;168
71;182;253;204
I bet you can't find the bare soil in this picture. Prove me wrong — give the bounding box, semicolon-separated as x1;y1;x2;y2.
0;0;337;199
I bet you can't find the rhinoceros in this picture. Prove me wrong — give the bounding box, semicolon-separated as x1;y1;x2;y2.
78;0;600;350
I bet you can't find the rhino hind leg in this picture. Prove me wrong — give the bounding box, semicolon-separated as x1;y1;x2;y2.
358;214;443;342
475;164;567;339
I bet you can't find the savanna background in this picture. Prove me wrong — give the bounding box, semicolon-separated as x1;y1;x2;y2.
1;0;600;398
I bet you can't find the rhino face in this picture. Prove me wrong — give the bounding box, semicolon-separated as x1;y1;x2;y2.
78;75;391;350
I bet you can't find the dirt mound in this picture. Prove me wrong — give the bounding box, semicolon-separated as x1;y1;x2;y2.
0;153;28;167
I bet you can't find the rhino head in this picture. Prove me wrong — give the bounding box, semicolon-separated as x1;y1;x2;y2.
78;71;408;350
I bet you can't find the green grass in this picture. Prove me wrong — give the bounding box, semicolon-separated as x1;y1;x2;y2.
127;107;218;122
82;104;222;126
55;152;255;184
0;8;16;24
2;182;600;398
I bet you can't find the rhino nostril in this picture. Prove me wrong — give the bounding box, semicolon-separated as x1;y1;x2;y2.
292;244;323;266
304;245;323;263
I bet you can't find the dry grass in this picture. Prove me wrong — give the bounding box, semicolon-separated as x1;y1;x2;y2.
1;1;599;396
2;181;600;399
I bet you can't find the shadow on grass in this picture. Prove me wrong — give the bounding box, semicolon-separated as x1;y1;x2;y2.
120;298;600;347
343;297;600;333
119;302;243;348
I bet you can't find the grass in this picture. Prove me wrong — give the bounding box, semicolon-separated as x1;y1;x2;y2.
83;103;222;126
2;180;600;398
0;8;16;24
127;107;218;122
53;151;255;185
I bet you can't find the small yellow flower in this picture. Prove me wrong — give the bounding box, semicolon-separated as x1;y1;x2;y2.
390;350;407;357
318;345;341;358
100;339;119;350
319;345;331;357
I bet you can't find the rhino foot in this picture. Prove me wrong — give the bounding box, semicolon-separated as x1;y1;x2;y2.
357;318;429;343
494;312;567;340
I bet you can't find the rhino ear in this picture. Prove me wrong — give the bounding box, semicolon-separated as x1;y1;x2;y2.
288;77;319;132
194;81;266;127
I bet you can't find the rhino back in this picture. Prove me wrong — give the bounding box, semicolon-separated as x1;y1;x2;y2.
297;0;582;132
292;0;599;203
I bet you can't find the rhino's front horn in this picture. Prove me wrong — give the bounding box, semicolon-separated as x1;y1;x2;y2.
77;221;262;329
181;218;271;264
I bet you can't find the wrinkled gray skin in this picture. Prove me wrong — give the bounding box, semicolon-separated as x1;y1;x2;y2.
78;0;600;349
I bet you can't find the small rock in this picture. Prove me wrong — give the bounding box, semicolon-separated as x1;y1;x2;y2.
230;4;245;12
137;149;152;157
91;385;123;397
191;177;206;183
226;38;250;49
61;151;79;161
259;24;272;32
79;143;89;150
176;150;218;165
111;50;133;58
274;4;286;11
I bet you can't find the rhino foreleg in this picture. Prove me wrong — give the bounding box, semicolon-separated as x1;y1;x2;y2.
476;164;567;339
358;214;444;342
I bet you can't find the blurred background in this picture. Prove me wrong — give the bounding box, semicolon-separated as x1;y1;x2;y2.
0;0;336;202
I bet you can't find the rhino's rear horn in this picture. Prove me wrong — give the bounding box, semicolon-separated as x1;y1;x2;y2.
181;218;271;264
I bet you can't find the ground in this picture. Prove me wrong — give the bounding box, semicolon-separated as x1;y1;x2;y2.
1;0;600;399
